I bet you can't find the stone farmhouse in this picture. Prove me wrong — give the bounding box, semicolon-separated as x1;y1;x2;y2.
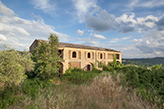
30;39;122;74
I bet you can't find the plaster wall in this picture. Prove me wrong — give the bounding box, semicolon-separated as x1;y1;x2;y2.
59;47;121;73
29;40;122;74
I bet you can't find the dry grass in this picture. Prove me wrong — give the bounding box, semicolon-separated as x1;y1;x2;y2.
8;72;158;109
74;72;158;109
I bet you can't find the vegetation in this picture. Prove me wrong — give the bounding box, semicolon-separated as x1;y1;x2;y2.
32;34;62;80
0;45;34;91
99;59;164;108
62;66;102;84
123;57;164;67
0;35;164;108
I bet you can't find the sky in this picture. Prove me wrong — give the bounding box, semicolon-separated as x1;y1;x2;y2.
0;0;164;58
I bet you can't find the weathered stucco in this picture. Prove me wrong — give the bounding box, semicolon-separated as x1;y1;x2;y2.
30;39;122;73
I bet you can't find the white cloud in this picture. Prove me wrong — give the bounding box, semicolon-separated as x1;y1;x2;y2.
110;36;131;43
116;13;137;26
76;29;84;36
72;0;98;23
0;34;7;41
90;33;106;39
30;0;56;16
0;1;69;51
15;27;30;36
128;0;164;9
122;36;131;40
135;30;164;56
0;1;15;17
137;15;158;28
136;15;159;32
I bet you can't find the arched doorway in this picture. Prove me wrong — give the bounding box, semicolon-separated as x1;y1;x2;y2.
87;64;91;71
84;63;93;71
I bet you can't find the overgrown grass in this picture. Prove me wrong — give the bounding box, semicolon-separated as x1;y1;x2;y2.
61;67;102;84
0;72;158;109
0;64;163;108
103;64;164;108
0;78;53;108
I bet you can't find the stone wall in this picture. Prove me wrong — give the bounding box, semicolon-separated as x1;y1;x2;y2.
60;47;121;73
29;40;122;74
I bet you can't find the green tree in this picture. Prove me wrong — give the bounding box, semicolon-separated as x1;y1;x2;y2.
0;46;34;91
32;34;62;80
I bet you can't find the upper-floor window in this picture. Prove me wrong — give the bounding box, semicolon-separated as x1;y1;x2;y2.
72;51;76;58
58;50;62;56
88;52;91;58
108;53;113;59
116;54;119;59
100;53;103;59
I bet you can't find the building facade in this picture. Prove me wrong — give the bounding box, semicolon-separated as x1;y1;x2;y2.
30;39;122;73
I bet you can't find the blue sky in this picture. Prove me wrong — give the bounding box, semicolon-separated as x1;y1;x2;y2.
0;0;164;58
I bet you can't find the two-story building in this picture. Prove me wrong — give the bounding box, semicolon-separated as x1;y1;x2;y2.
30;39;121;73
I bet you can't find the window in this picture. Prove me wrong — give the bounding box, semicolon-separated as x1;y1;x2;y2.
58;50;62;56
72;51;76;58
108;53;113;59
100;53;103;59
58;50;64;59
116;54;119;59
88;52;91;58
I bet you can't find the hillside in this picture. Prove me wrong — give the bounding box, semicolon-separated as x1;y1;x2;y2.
122;57;164;67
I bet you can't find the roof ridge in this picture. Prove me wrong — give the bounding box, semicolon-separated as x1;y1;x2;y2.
33;39;120;52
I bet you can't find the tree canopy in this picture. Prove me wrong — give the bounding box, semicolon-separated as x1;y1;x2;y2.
32;34;63;79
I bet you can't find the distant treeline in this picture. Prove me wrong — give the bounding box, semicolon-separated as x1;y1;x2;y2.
122;57;164;67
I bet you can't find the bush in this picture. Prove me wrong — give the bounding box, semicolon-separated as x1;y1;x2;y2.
116;65;164;107
63;68;102;84
0;78;54;108
32;34;63;80
0;46;34;91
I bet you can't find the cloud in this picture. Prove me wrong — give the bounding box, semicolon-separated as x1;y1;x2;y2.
128;0;164;9
0;34;7;41
83;40;100;47
135;30;164;55
72;0;98;23
0;1;15;17
85;10;118;32
118;25;135;33
136;15;159;32
30;0;56;16
156;17;164;26
76;29;84;36
116;13;137;26
89;33;106;39
0;1;69;50
85;11;136;33
75;37;101;47
31;13;42;19
155;17;164;31
110;36;131;43
116;13;136;33
93;34;106;39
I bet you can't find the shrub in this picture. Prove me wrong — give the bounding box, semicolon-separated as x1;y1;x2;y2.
0;46;34;91
63;68;102;84
32;34;63;80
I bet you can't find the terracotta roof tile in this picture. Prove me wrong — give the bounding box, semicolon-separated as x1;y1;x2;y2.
35;39;120;52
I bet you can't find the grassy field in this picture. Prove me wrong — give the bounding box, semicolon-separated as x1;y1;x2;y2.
1;64;163;109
